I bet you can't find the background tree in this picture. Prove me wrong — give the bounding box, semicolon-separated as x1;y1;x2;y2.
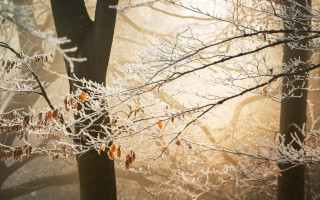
278;0;312;198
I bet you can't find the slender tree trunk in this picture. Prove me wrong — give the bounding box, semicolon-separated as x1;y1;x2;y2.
50;1;118;199
0;0;53;188
278;0;311;199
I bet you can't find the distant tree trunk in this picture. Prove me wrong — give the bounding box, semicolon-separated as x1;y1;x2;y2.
50;1;118;199
0;0;53;188
278;0;311;199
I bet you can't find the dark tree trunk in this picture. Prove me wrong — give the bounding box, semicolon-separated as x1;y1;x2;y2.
50;1;118;199
278;0;311;199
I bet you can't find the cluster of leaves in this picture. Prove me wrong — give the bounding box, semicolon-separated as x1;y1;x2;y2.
0;52;52;74
0;144;32;162
96;143;135;170
62;91;86;112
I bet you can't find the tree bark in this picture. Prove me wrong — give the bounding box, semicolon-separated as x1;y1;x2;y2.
50;1;118;199
278;0;311;199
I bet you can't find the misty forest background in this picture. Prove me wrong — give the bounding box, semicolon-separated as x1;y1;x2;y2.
0;0;320;199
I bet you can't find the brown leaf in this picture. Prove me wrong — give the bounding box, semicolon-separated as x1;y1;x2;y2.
63;97;68;111
263;87;268;94
68;96;73;107
116;145;121;158
38;113;43;122
130;150;136;162
269;69;273;74
7;149;13;159
262;32;266;41
61;145;66;156
52;109;59;119
23;116;30;127
13;147;22;161
125;153;134;169
125;159;130;170
52;154;59;160
1;151;7;162
47;111;53;121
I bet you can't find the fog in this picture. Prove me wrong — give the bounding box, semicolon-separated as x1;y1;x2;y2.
0;0;319;199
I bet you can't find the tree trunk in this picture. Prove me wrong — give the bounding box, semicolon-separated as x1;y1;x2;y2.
50;1;118;199
278;0;311;199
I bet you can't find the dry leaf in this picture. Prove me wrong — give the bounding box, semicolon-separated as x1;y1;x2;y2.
277;168;282;176
263;87;268;94
110;144;116;154
63;97;68;111
157;121;163;130
108;150;114;160
47;111;53;121
8;149;13;159
79;92;86;103
116;145;121;158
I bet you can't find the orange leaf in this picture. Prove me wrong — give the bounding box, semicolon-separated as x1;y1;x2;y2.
126;153;133;165
116;145;121;158
47;111;53;121
79;92;86;103
277;168;282;176
112;118;117;125
171;117;174;123
101;146;106;152
52;154;59;160
157;121;163;130
263;87;268;94
175;140;181;146
108;150;114;160
74;103;78;109
110;144;116;154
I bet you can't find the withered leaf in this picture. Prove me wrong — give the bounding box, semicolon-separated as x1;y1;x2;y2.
7;149;13;159
116;145;121;158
